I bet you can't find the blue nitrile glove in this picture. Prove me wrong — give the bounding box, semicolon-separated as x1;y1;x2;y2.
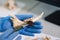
0;14;43;39
19;21;43;36
0;28;22;40
0;14;43;36
0;14;33;32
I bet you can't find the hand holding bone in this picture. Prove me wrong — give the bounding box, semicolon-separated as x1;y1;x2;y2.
0;13;43;40
9;12;44;31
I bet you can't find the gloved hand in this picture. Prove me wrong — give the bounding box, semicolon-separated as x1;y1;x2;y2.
0;14;43;40
0;14;43;36
0;14;33;32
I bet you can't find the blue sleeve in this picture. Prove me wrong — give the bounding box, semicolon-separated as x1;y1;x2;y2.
0;18;5;32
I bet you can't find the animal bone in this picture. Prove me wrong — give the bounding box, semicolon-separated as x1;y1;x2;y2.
10;12;44;31
44;37;50;40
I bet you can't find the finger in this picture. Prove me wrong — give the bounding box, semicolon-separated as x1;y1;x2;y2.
7;32;19;40
16;14;33;20
25;25;43;29
33;21;41;25
24;28;41;33
2;20;12;31
19;29;34;36
32;25;43;29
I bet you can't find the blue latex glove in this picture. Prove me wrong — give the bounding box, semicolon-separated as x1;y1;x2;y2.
0;14;43;40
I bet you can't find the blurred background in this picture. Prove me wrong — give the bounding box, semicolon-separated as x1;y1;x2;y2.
0;0;60;38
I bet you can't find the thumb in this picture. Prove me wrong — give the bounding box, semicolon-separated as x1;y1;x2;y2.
16;14;33;21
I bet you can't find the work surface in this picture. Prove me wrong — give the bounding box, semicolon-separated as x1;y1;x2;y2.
21;33;60;40
0;7;60;40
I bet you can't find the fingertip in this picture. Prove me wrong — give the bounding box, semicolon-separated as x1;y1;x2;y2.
34;21;41;25
33;25;43;29
27;25;43;29
19;29;34;36
25;28;41;33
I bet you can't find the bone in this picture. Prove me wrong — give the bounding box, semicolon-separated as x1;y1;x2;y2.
9;12;44;30
24;12;44;22
44;37;50;40
32;12;44;22
10;14;24;30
